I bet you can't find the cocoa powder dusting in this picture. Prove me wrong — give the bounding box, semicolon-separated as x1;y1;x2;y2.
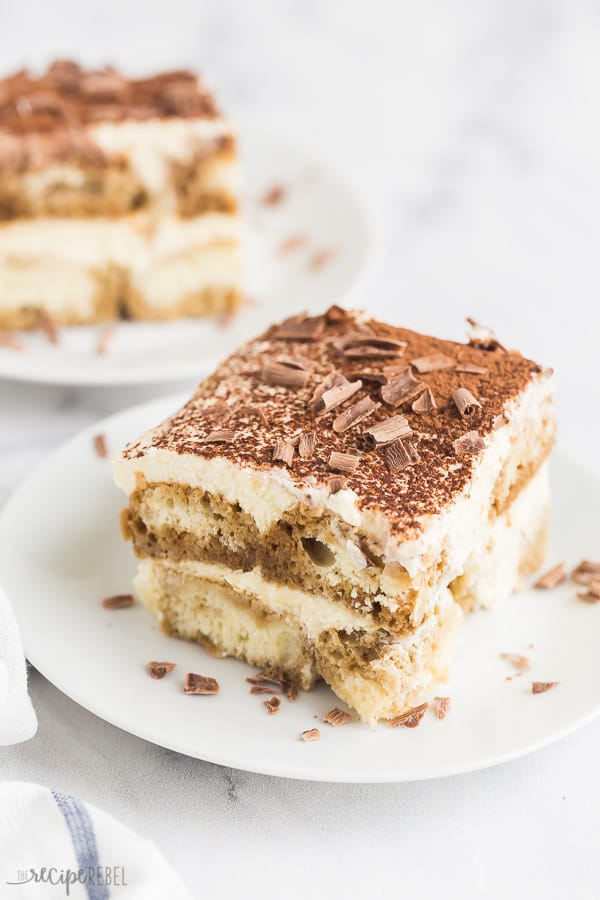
122;308;545;539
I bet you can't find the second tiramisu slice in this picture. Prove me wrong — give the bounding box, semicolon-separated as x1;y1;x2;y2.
0;62;241;328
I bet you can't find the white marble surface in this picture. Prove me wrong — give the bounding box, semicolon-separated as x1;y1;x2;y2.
1;2;600;897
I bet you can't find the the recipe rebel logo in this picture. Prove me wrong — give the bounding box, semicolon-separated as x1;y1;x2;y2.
6;866;128;895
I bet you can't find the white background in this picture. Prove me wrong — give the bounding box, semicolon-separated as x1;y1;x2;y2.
1;2;599;897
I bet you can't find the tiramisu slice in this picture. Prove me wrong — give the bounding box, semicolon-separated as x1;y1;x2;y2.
113;308;556;722
0;61;241;328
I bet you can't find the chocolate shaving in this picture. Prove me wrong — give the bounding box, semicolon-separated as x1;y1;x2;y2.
572;560;600;585
309;372;347;411
532;681;558;694
453;431;485;456
311;377;362;415
323;707;353;727
366;415;413;446
264;696;282;714
0;63;217;127
102;593;134;609
384;440;418;472
93;433;108;458
333;396;380;433
80;71;126;100
341;337;407;359
0;332;25;351
577;582;600;603
272;439;295;466
285;683;298;702
147;661;176;680
298;430;317;459
412;387;437;414
246;670;289;689
453;387;483;418
500;652;531;672
237;405;268;426
331;327;375;352
35;310;59;345
411;353;454;373
278;235;307;255
302;728;322;741
96;323;116;356
343;347;404;361
202;429;236;444
262;183;285;206
309;248;336;270
466;317;506;352
534;563;566;589
247;672;297;702
492;414;508;430
21;92;66;115
273;314;325;342
455;363;488;375
432;696;451;720
184;673;219;695
389;702;428;728
380;367;425;407
325;305;354;323
261;361;310;389
328;451;360;474
275;354;316;372
346;371;388;386
327;475;348;493
46;59;81;90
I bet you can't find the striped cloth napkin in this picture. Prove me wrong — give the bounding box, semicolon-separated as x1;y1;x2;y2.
0;782;193;898
0;587;37;746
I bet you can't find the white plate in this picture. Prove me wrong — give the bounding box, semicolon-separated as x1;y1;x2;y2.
1;395;599;783
0;130;379;387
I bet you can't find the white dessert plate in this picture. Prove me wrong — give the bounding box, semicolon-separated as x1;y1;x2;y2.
1;394;599;783
0;129;379;387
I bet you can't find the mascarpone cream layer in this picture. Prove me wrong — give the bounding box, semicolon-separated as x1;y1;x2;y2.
135;558;373;640
134;242;242;308
114;373;554;577
125;453;549;624
20;118;238;201
0;212;239;265
452;461;550;609
91;118;235;196
0;258;99;317
0;213;242;314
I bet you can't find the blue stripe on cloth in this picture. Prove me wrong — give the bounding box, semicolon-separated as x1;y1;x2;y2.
52;791;110;900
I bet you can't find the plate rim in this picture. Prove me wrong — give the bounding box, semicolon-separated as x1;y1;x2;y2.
2;395;599;782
